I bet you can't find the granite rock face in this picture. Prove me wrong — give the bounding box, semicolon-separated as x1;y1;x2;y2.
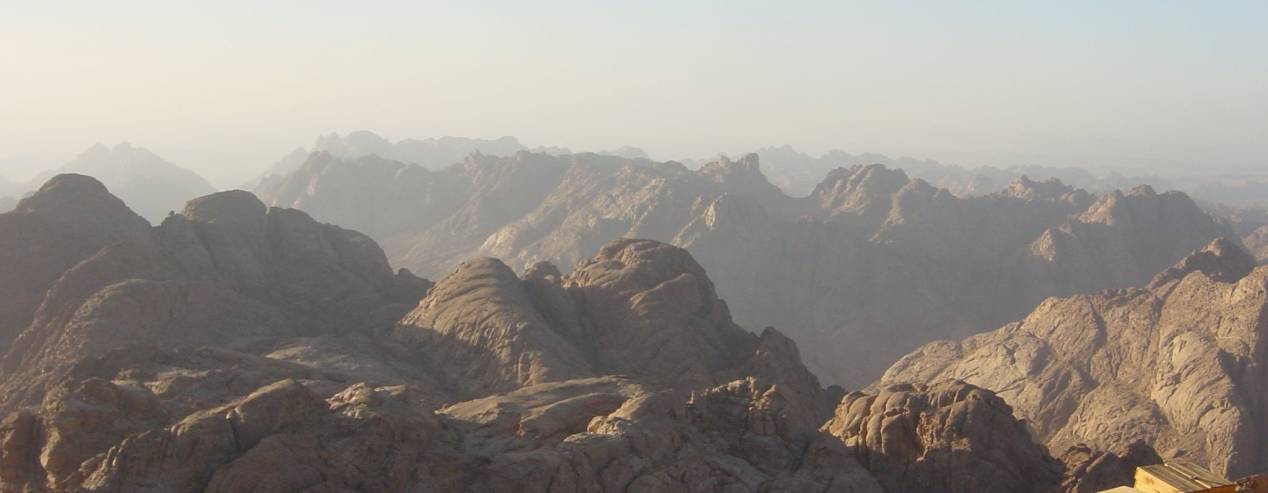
258;152;1232;388
881;238;1268;478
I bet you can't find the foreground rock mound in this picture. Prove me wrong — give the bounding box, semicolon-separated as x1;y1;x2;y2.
258;152;1232;388
824;381;1064;493
882;238;1268;478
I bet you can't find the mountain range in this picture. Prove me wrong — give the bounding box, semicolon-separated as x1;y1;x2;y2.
0;175;1167;492
751;145;1268;210
254;132;532;185
1;135;1263;490
256;150;1235;388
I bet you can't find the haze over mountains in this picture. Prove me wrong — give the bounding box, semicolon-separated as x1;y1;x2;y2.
751;145;1268;209
1;143;215;223
7;129;1265;218
254;132;531;185
0;133;1263;491
255;149;1236;388
8;1;1267;489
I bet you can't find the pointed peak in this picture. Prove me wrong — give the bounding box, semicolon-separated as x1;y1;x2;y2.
811;163;910;212
1151;237;1257;287
703;153;762;173
1127;184;1157;196
1004;175;1075;200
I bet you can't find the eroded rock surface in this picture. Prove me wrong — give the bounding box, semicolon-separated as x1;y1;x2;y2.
824;381;1064;493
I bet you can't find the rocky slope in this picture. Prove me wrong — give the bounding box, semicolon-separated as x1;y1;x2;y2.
33;143;216;223
880;238;1268;479
0;177;1136;492
1246;226;1268;261
0;175;151;353
257;151;1232;388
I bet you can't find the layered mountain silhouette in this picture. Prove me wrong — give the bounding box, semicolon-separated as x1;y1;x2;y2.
752;145;1170;197
256;151;1233;388
255;131;530;184
28;143;216;223
881;238;1268;478
0;175;1152;492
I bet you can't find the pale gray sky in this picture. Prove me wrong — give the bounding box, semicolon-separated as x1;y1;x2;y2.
2;1;1266;187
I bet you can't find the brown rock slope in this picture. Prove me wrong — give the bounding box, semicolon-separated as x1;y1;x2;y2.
881;237;1267;478
0;176;1124;492
1246;225;1268;261
0;175;150;353
257;152;1232;388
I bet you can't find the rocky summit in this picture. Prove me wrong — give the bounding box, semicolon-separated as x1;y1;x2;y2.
0;175;1154;492
257;152;1232;388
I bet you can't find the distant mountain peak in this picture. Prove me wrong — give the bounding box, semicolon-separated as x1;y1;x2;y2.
42;143;216;223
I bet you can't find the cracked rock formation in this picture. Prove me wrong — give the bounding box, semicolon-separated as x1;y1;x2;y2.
823;381;1065;493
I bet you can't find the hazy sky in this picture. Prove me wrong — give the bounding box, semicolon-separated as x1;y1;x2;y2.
3;1;1266;187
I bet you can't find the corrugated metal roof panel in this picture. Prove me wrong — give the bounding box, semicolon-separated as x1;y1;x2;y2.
1134;461;1234;493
